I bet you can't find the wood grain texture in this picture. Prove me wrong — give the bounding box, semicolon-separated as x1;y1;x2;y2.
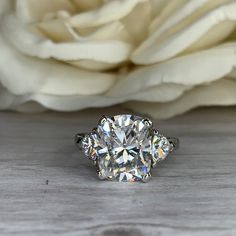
0;107;236;236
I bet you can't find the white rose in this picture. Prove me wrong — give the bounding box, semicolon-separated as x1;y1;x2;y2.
0;0;236;118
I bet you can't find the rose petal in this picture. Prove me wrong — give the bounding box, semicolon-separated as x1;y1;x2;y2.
68;60;120;71
29;93;120;112
149;0;227;34
109;43;236;96
132;1;236;64
16;0;76;22
35;15;133;43
124;78;236;119
35;83;188;111
150;0;169;18
149;0;236;54
38;68;116;96
68;0;148;28
186;20;235;53
2;14;133;65
74;21;132;42
121;1;151;45
129;83;192;102
0;33;116;96
70;0;103;12
33;17;133;70
0;80;191;112
0;79;233;117
68;21;133;70
35;18;76;42
149;0;190;32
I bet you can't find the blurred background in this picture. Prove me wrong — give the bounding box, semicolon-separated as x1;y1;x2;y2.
0;0;236;119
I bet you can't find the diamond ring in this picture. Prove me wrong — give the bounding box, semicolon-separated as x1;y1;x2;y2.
75;114;179;183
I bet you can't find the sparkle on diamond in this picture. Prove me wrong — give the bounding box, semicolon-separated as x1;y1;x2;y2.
82;115;170;182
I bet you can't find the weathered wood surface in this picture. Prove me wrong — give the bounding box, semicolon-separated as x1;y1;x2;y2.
0;107;236;236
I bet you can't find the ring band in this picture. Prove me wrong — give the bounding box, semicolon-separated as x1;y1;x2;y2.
75;114;179;183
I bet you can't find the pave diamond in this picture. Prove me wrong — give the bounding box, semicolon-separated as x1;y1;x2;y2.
81;114;170;182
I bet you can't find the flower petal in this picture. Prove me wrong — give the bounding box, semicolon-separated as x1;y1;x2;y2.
149;0;190;32
28;94;120;112
132;1;236;64
68;60;121;71
35;15;133;43
129;83;192;102
0;32;116;96
71;21;133;68
149;0;226;34
110;43;236;96
16;0;76;22
2;14;133;65
0;81;190;112
68;0;148;28
121;0;151;45
39;69;116;96
124;78;236;119
149;0;169;18
1;78;234;118
35;17;77;43
33;15;133;70
70;0;103;12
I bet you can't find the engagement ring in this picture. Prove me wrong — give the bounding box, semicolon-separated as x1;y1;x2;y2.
75;114;179;182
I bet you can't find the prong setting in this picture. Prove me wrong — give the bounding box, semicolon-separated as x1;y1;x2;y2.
92;127;97;133
143;118;153;128
98;115;108;125
153;129;159;135
97;170;105;180
141;173;152;183
74;133;85;148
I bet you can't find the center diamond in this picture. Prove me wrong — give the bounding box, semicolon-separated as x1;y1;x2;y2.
83;115;154;182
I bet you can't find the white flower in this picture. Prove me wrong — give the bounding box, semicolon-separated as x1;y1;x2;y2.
0;0;236;118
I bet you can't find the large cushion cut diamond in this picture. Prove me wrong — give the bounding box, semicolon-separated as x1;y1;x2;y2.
75;115;175;182
81;115;170;182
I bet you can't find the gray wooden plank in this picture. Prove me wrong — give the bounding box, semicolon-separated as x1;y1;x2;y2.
0;107;236;236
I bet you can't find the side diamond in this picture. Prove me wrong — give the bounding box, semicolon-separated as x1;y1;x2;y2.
152;134;170;166
81;134;94;157
82;132;110;161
